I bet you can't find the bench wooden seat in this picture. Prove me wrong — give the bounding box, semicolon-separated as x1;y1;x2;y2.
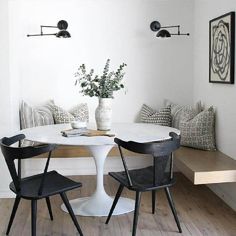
41;145;236;185
174;147;236;185
39;146;138;158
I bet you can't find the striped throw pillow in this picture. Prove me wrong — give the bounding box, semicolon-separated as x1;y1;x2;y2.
20;100;55;146
20;100;55;129
140;104;172;127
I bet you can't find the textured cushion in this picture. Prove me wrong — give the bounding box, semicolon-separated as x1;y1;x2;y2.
164;99;203;129
70;104;89;122
20;100;55;129
140;104;172;127
51;103;89;124
20;100;55;146
179;107;216;151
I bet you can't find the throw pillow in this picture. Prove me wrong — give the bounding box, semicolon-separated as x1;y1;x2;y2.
179;107;216;151
140;104;172;127
20;100;55;146
163;99;203;129
70;103;89;122
51;103;89;124
20;100;55;129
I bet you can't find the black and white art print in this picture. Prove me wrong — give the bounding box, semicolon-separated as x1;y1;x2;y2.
209;12;235;84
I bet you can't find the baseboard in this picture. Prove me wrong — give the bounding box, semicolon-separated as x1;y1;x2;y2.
0;190;14;198
208;184;236;211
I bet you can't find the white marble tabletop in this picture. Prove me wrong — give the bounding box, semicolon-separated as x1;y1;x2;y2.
21;123;180;146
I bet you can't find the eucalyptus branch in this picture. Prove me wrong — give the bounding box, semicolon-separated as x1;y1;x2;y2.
75;59;127;98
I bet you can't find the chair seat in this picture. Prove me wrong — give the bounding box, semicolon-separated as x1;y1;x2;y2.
109;166;175;191
10;171;82;199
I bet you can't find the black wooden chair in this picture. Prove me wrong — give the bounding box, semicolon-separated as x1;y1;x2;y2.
105;132;182;236
0;134;83;236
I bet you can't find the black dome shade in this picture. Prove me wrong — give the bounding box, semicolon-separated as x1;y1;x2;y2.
57;20;68;30
156;29;171;38
150;21;161;32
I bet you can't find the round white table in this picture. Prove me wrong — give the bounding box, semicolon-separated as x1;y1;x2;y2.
21;123;179;217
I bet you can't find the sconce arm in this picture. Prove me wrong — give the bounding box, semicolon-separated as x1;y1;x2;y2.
27;33;57;37
27;20;70;38
160;25;180;29
171;33;190;36
40;25;57;35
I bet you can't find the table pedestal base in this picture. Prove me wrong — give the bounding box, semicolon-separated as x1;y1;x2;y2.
61;145;135;216
61;193;135;216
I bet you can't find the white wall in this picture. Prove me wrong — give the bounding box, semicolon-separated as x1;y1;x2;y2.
193;0;236;210
0;1;10;132
2;0;236;211
0;0;194;196
0;0;15;197
10;0;193;122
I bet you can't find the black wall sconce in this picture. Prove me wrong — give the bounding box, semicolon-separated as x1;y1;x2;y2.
27;20;71;38
150;21;189;38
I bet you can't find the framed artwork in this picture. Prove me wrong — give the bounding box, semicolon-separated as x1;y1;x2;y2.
209;12;235;84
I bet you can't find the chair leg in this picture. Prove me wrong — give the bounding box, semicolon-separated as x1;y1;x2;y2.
60;192;83;236
164;187;182;233
132;191;142;236
6;195;21;235
46;197;53;221
105;184;124;224
152;190;156;214
31;200;37;236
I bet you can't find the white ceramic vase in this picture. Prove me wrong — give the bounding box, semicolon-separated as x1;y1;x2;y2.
95;98;112;131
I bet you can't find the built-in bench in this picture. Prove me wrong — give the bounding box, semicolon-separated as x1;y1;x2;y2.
41;145;236;185
174;147;236;185
49;146;133;158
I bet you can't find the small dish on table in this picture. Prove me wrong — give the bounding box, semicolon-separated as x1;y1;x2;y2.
71;121;87;129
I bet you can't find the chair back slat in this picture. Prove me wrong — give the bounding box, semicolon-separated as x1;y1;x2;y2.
38;151;52;195
118;145;133;186
153;155;169;185
115;132;180;188
0;134;57;193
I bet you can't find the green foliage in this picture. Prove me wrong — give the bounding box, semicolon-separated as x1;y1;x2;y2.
75;59;127;98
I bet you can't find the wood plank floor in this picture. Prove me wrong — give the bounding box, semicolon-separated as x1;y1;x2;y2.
0;173;236;236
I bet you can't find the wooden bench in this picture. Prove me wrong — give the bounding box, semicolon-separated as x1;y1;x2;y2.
174;147;236;185
49;145;134;158
43;145;236;185
39;145;140;159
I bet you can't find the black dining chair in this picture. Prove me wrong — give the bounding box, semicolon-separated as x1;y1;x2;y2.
0;134;83;236
105;132;182;236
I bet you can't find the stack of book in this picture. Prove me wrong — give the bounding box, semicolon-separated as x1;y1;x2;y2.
61;128;89;137
61;129;115;137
